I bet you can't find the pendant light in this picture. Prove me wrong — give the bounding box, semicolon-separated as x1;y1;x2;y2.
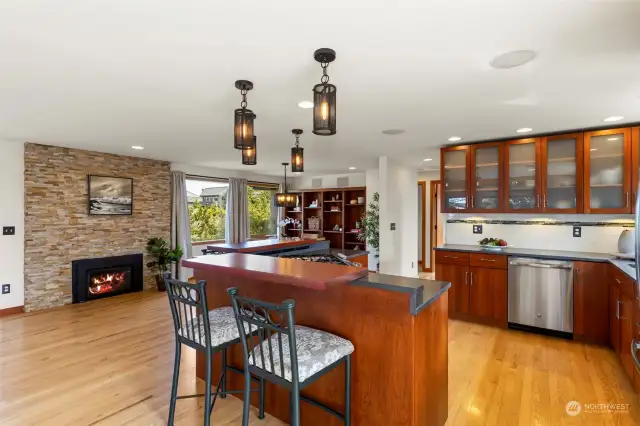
312;48;337;136
242;136;257;165
274;163;298;207
234;80;256;150
290;129;304;172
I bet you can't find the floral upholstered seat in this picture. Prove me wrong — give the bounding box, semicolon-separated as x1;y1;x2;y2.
179;306;255;348
249;325;354;383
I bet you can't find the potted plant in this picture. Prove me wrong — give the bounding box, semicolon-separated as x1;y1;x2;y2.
357;192;380;271
146;237;184;291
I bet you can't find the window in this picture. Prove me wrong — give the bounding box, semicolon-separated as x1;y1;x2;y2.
186;177;279;243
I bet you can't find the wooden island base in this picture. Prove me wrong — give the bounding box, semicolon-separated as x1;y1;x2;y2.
186;254;449;426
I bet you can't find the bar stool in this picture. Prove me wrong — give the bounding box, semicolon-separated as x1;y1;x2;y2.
227;287;353;426
165;279;265;426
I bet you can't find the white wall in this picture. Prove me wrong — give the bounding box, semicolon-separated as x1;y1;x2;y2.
444;213;633;253
291;173;365;190
0;141;25;309
171;163;282;184
418;171;440;269
378;157;418;277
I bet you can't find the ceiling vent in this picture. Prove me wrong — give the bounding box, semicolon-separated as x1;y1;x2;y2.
337;177;349;187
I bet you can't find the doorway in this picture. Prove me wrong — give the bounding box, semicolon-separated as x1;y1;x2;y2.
418;181;426;271
429;180;443;271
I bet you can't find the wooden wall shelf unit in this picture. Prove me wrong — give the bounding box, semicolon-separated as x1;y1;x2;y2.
281;187;366;250
441;125;639;214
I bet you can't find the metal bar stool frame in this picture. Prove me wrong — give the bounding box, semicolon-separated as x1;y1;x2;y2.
227;287;351;426
165;278;265;426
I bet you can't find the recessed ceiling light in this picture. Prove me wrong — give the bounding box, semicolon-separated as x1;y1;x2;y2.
490;50;537;69
608;137;619;141
381;129;405;135
448;136;462;142
423;158;432;162
348;167;357;170
516;128;533;133
298;101;313;109
603;116;624;122
590;148;597;151
131;146;144;150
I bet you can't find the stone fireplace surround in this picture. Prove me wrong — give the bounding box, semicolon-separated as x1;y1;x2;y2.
24;143;171;312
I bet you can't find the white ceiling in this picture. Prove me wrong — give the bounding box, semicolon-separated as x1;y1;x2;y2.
1;0;639;176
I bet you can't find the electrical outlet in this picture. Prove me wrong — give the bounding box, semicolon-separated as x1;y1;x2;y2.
390;223;396;231
473;224;483;234
2;226;15;236
1;284;9;294
573;226;581;238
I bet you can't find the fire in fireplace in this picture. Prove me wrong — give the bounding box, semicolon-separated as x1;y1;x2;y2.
88;267;130;296
72;254;143;303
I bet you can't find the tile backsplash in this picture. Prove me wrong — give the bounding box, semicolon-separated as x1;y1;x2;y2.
445;214;634;253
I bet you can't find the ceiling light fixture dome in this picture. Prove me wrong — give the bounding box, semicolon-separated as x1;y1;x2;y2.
312;48;337;136
234;80;256;150
290;129;304;173
604;116;624;122
242;136;257;165
490;50;537;69
448;136;462;142
381;129;405;135
516;127;533;133
298;101;314;109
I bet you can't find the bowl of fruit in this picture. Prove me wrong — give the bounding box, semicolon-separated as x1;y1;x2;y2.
477;237;509;251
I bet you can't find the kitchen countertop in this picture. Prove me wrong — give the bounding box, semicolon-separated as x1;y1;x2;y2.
435;244;636;280
350;273;451;315
206;239;316;253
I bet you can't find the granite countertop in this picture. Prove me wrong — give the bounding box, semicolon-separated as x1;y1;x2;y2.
329;248;369;259
350;273;450;316
435;244;636;280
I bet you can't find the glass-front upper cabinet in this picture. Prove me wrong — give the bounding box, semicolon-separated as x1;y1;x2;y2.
504;138;540;212
470;143;502;212
540;133;583;213
584;128;632;213
631;127;639;214
441;146;469;212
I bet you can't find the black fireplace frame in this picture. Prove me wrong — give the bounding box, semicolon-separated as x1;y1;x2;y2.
72;254;144;303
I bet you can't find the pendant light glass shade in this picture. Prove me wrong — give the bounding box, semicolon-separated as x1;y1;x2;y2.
234;80;256;150
290;129;304;172
312;48;337;136
242;136;257;165
274;163;298;207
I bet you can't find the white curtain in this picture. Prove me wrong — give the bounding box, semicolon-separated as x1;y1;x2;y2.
171;171;192;280
226;178;250;244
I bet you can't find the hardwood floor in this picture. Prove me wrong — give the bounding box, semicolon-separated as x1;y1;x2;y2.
0;291;638;425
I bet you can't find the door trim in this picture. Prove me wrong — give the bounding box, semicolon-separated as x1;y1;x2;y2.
418;181;427;272
428;180;441;273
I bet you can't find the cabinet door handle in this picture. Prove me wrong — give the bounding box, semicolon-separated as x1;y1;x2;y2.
444;255;458;259
543;194;547;208
479;258;496;262
465;271;469;285
471;196;474;208
625;192;629;207
536;194;540;208
616;300;621;320
470;272;473;286
615;278;621;284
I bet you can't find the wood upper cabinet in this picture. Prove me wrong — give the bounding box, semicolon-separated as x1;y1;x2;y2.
583;127;633;213
573;261;609;345
540;133;584;213
503;138;541;213
632;126;639;214
469;143;503;212
441;146;470;212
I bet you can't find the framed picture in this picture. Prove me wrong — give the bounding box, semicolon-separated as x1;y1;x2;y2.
88;175;133;215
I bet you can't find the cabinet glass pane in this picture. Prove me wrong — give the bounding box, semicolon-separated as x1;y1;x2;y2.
473;146;499;210
589;133;624;209
508;143;536;209
546;138;577;209
443;150;467;210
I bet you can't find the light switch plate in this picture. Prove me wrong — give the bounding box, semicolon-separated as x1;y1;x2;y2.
2;226;15;236
1;284;9;294
390;223;396;231
573;226;581;238
473;224;483;234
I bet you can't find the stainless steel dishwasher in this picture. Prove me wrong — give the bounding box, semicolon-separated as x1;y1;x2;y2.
508;257;574;334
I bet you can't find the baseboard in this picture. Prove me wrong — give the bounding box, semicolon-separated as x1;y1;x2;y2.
0;305;25;318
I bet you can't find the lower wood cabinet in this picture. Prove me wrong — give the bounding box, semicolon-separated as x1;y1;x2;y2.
607;266;637;389
573;261;609;345
435;251;507;327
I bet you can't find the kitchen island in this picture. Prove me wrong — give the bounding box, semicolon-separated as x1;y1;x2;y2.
183;253;450;426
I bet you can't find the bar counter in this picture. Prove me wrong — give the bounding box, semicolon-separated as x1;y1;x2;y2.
184;253;450;426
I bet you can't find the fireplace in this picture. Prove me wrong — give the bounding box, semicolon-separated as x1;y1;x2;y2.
72;254;143;303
